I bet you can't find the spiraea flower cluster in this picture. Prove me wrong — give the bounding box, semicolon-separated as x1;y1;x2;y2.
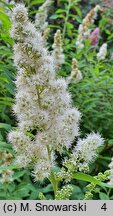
35;0;52;32
97;43;107;60
8;3;81;181
8;2;104;183
52;29;65;70
76;5;101;49
60;133;104;181
0;151;13;184
67;58;82;83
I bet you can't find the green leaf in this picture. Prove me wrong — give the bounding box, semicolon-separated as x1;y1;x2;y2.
13;170;27;180
14;184;30;198
98;155;111;162
0;11;11;30
110;195;113;200
0;76;8;83
0;33;13;45
66;22;73;29
29;0;44;7
0;141;12;149
73;172;101;184
0;0;13;9
29;10;39;15
0;123;12;131
0;196;6;200
0;164;21;172
28;191;39;200
50;14;60;20
74;15;82;23
74;172;113;189
56;9;66;14
25;132;35;138
7;196;21;200
48;24;61;29
74;5;82;18
0;101;13;106
0;97;14;102
42;184;53;193
99;192;109;200
69;184;84;200
99;182;113;189
0;6;5;11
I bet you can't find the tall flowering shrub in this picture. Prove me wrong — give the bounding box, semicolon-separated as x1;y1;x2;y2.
8;3;104;198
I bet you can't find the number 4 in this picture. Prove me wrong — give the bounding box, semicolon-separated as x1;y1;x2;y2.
101;203;107;211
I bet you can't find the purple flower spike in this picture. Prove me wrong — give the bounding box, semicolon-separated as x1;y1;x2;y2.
90;27;100;46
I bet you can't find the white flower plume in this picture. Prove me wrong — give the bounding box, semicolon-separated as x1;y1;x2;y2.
97;43;107;60
35;0;53;32
52;29;65;70
8;4;81;181
76;5;101;49
75;132;104;164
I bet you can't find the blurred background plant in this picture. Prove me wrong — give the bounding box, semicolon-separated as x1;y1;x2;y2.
0;0;113;200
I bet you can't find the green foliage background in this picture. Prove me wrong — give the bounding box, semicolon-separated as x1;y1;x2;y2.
0;0;113;200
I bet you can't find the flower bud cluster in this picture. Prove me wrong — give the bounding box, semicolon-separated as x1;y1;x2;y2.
55;185;73;200
85;170;110;199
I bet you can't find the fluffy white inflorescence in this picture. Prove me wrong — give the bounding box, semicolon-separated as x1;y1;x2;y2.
8;3;104;182
75;133;104;164
62;133;104;175
67;58;82;83
33;159;51;182
0;170;14;184
8;3;81;181
108;158;113;185
35;0;53;32
97;43;107;60
52;29;65;70
0;150;14;184
76;5;100;49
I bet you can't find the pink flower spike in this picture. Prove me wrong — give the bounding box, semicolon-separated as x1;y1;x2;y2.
90;27;100;46
111;53;113;60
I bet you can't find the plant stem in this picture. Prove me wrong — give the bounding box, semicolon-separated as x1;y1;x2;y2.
36;86;41;108
62;0;72;40
107;188;111;197
50;169;58;196
47;145;58;197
